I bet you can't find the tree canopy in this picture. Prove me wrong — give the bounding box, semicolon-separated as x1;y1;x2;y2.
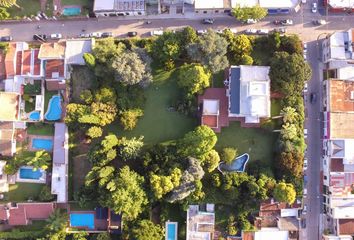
26;150;51;171
131;220;164;240
273;182;296;204
232;4;267;22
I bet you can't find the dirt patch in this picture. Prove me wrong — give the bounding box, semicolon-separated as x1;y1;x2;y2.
70;66;97;102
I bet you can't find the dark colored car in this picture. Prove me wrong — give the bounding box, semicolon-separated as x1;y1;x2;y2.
127;31;137;37
202;18;214;24
310;93;317;103
0;36;13;42
33;34;47;41
273;20;281;25
101;32;113;38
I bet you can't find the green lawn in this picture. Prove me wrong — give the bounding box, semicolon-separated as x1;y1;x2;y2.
6;183;43;202
271;98;282;117
215;122;277;164
24;97;35;113
24;81;41;95
7;0;41;18
61;0;91;6
27;123;54;136
106;69;197;145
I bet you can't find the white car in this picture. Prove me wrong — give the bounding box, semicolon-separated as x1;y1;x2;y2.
215;29;224;34
50;33;62;39
246;19;257;24
245;29;257;34
196;29;207;35
303;187;307;196
303;53;307;61
89;32;102;38
303;204;307;215
303;158;308;171
303;82;308;93
312;3;317;13
257;29;269;35
304;128;308;138
303;42;307;53
150;30;164;36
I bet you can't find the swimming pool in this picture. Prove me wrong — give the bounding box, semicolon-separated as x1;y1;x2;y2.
32;138;53;151
45;95;62;121
63;7;81;16
70;213;95;229
218;153;250;173
165;222;178;240
29;111;40;121
19;167;43;180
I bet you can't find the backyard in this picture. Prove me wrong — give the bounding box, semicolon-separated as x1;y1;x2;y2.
27;123;54;136
107;68;197;145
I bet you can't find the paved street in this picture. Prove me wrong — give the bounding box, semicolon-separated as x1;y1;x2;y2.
0;2;353;240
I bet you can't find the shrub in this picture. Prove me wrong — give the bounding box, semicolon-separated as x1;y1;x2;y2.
39;185;54;202
86;126;103;139
220;147;237;165
119;109;144;130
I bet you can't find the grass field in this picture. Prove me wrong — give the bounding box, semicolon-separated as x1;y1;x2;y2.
215;122;277;164
107;69;197;145
6;183;43;202
27;123;54;136
7;0;41;18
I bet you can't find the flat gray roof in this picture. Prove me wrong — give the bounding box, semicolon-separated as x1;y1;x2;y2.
53;123;66;164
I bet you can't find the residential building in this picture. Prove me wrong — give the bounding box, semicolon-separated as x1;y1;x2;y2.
0;160;9;192
242;199;301;240
93;0;145;16
322;77;354;237
0;203;55;226
193;0;299;14
228;65;271;124
186;204;215;240
51;122;68;203
65;39;95;66
0;122;16;157
325;0;354;13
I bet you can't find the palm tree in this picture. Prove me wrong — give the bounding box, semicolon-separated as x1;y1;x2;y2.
280;106;298;123
26;150;51;171
280;123;297;140
0;0;19;8
46;209;68;233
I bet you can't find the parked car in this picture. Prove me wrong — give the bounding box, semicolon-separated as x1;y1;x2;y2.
303;82;308;93
280;19;293;25
50;33;62;39
310;92;317;103
302;204;307;215
127;31;137;37
303;187;307;196
0;36;13;42
301;218;306;228
215;29;224;34
303;53;307;61
245;29;257;34
202;18;214;24
304;128;308;138
79;33;90;38
196;29;207;35
257;29;269;35
303;158;308;171
273;27;286;34
313;19;326;25
246;19;257;24
150;30;164;36
312;3;317;13
303;42;308;53
101;32;113;38
89;32;102;38
33;34;47;41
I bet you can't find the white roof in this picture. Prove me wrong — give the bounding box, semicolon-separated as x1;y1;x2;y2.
203;99;219;115
280;208;298;217
65;39;94;65
51;164;67;203
195;0;224;9
94;0;115;11
0;161;6;175
337;66;354;80
231;0;258;7
332;206;354;219
344;139;354;165
328;0;354;8
254;228;289;240
329;32;346;60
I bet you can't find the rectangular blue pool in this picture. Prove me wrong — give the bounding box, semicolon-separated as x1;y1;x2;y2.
19;167;43;180
32;138;53;151
166;222;178;240
70;213;95;229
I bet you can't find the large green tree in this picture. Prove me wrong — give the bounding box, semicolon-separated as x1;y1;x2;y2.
118;136;144;161
26;150;51;171
150;168;182;199
0;0;18;7
178;125;217;158
187;29;229;73
231;4;267;22
119;108;144;130
223;32;253;65
273;182;296;204
0;7;9;19
177;63;211;98
131;220;164;240
45;209;68;233
101;166;148;221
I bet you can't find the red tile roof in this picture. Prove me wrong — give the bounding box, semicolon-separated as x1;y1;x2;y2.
15;51;22;76
45;59;64;79
339;219;354;235
8;206;27;225
0;50;5;80
5;43;16;79
22;50;31;75
33;49;41;76
46;80;66;91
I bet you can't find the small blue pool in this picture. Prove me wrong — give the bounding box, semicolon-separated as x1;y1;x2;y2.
45;95;62;121
63;7;81;16
29;111;40;121
166;222;178;240
32;138;53;151
70;213;95;229
19;167;43;180
218;153;250;173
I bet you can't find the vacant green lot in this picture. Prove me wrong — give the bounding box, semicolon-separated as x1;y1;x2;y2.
107;69;197;145
27;123;54;136
6;183;43;202
71;66;97;102
7;0;41;18
215;122;277;164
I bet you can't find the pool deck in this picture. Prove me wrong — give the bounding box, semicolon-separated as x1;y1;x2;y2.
28;134;54;152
